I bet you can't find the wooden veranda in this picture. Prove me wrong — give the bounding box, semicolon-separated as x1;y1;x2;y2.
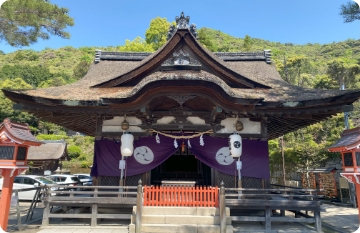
41;181;322;232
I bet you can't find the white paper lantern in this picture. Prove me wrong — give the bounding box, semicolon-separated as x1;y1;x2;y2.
121;132;134;157
229;133;242;157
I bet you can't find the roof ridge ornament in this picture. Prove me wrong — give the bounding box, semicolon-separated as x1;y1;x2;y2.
167;12;198;40
176;12;190;29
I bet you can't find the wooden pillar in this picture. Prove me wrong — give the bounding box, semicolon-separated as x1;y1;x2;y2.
265;206;271;231
135;180;143;233
357;182;360;223
314;204;322;232
219;181;226;233
0;169;16;231
41;186;50;227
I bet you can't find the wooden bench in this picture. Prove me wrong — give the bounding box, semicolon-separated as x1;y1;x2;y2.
224;188;322;232
42;184;140;227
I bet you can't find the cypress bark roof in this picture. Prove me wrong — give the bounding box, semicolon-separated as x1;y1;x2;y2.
2;26;360;140
5;59;359;103
27;140;68;161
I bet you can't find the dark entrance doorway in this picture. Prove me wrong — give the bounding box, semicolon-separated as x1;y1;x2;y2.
151;147;211;185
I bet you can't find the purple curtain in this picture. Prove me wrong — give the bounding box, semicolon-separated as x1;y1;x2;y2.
188;136;269;179
91;135;177;177
91;135;269;179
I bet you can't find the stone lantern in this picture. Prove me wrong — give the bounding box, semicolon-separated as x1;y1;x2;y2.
328;127;360;227
0;118;42;231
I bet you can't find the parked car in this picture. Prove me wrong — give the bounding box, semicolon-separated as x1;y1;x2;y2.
47;174;83;188
73;174;92;186
0;175;56;200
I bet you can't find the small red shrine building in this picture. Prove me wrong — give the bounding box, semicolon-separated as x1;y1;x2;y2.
0;118;42;230
328;127;360;223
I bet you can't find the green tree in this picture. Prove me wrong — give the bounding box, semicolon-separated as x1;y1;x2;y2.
326;58;360;89
269;115;345;187
242;35;253;51
277;56;312;86
67;145;81;159
0;0;74;47
313;74;338;89
118;37;154;52
73;60;91;80
145;17;171;50
0;64;53;87
38;76;66;88
37;121;65;134
340;1;360;23
198;28;218;51
36;134;66;140
0;78;36;124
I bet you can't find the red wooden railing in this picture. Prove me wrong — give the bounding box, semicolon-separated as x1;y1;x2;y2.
143;186;219;207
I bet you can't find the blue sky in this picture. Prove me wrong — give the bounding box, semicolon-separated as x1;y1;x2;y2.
1;0;359;54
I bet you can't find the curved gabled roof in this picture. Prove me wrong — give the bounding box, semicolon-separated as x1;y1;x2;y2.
92;29;271;89
328;127;360;152
2;23;360;140
0;118;42;146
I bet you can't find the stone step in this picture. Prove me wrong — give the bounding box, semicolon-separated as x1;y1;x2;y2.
133;206;230;216
139;214;232;225
129;223;233;233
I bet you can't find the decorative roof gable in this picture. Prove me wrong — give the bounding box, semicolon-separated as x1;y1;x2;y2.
93;13;271;89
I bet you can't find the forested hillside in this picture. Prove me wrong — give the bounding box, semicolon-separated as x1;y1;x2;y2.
1;18;359;178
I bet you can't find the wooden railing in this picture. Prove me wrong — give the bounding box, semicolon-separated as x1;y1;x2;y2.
143;185;219;207
41;182;141;228
223;185;322;233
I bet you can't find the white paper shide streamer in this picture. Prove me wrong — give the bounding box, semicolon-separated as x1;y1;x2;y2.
174;139;178;148
200;135;204;146
156;133;160;144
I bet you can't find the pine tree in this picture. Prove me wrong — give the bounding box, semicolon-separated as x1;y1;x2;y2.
0;0;74;46
340;1;360;23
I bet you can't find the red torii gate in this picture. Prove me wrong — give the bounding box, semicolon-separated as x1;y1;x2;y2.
328;127;360;227
0;118;42;231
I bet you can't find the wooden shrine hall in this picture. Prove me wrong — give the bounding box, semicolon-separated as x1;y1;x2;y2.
3;12;360;233
3;12;360;189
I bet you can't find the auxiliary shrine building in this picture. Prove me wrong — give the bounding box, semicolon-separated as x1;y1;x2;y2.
4;13;360;188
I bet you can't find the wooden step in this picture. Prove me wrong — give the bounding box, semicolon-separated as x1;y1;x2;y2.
129;223;233;233
133;206;230;216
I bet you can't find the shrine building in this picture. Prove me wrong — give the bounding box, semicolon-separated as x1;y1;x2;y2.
3;13;360;188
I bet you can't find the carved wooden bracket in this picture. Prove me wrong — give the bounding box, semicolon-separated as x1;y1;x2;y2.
167;95;196;106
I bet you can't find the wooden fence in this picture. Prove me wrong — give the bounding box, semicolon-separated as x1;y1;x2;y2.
42;183;140;227
224;185;322;232
143;185;219;207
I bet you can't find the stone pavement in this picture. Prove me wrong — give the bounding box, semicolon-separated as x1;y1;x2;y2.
5;201;360;233
320;203;359;233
